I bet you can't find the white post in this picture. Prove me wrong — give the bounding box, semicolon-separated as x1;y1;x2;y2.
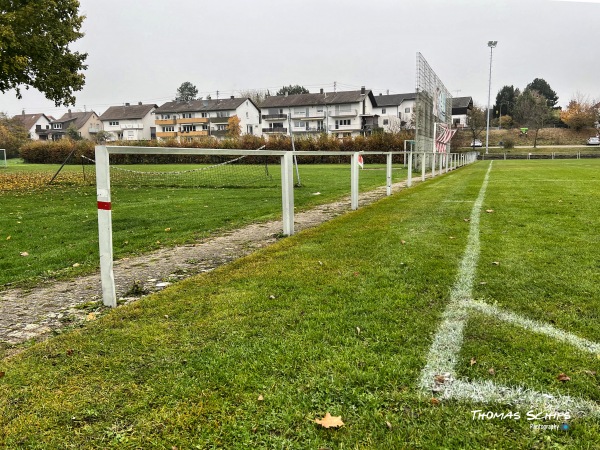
439;151;443;174
0;149;6;168
431;151;436;178
351;152;359;210
281;152;295;235
386;153;392;196
95;145;116;307
407;151;413;187
421;151;426;181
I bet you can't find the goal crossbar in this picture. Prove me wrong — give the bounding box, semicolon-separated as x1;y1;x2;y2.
95;145;477;306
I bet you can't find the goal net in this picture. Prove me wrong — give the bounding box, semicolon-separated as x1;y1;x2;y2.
78;153;272;188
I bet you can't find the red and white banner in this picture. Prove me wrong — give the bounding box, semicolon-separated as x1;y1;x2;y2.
358;154;364;169
435;123;456;153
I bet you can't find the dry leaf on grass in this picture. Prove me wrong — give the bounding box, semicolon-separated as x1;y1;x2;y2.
557;373;571;382
485;209;494;213
257;394;264;401
470;357;477;366
314;412;344;428
0;371;5;378
20;251;29;257
401;240;406;245
386;421;393;430
492;261;500;266
86;312;97;322
430;398;441;405
434;375;446;384
488;368;496;376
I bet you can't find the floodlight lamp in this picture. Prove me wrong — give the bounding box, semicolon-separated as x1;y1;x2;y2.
488;41;498;48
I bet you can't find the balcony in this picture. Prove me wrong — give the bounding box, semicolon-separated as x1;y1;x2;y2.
156;119;176;125
262;113;288;120
180;130;209;137
211;130;228;137
291;112;325;120
156;131;177;138
88;126;101;134
121;123;143;129
210;117;231;124
329;124;360;132
329;109;358;118
294;127;325;133
178;117;209;124
262;127;287;134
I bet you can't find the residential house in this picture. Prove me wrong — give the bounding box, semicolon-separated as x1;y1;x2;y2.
99;103;157;141
12;112;53;140
258;87;378;138
451;97;473;128
48;110;102;140
154;97;261;141
371;93;416;132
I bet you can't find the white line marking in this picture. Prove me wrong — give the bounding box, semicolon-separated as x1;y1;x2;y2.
418;161;600;417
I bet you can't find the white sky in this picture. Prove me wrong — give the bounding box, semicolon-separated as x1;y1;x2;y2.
1;0;599;118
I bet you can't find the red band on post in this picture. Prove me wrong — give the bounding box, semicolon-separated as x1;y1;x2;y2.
97;201;112;211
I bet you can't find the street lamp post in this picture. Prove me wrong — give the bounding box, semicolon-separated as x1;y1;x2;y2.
485;40;497;154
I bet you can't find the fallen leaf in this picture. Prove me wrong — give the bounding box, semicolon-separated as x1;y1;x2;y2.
434;375;446;384
449;236;455;239
66;349;74;356
314;412;344;428
356;326;361;335
485;209;494;213
480;281;487;285
6;236;10;240
86;312;97;322
72;263;80;268
583;370;597;376
258;394;264;401
430;398;441;406
464;218;470;222
401;240;406;245
0;371;5;378
386;421;392;430
470;357;477;366
488;368;496;376
20;251;29;257
492;261;500;266
165;227;171;232
557;373;571;382
269;295;276;299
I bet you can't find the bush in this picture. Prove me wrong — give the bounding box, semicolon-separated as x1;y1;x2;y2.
502;136;515;149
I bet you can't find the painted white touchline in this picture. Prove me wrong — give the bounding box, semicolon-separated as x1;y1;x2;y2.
463;299;600;354
419;162;493;391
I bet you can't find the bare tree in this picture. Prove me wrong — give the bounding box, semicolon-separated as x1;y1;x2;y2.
513;90;551;148
237;89;267;104
466;106;487;148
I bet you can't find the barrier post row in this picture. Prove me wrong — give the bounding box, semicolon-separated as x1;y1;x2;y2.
351;152;359;210
386;153;393;196
407;151;413;187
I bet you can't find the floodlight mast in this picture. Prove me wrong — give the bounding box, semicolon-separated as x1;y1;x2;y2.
485;40;498;155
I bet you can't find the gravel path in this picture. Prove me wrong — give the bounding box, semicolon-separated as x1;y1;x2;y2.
0;177;425;354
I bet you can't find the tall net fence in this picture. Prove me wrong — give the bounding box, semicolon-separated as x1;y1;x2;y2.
78;155;272;188
415;52;453;156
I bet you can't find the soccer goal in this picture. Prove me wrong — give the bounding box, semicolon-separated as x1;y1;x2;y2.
0;149;6;168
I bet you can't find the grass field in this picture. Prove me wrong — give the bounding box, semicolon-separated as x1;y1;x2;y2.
0;159;598;448
0;161;408;288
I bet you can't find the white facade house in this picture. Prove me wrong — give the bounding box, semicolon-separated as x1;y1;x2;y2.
12;112;53;140
451;97;473;128
48;111;102;141
371;93;416;132
258;87;378;138
99;103;157;141
154;97;261;141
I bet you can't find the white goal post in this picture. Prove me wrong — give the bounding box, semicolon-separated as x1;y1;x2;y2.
95;145;477;306
0;149;6;168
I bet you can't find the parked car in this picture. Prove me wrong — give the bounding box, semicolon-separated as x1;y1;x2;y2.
586;136;600;146
470;139;483;147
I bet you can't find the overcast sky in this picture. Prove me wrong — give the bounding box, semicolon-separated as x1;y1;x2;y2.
1;0;599;118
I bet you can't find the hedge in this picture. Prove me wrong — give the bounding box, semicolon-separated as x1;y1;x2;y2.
20;132;414;165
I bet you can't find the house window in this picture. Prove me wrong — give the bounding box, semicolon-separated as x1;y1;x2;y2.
109;121;119;126
182;125;196;132
182;113;192;118
216;111;230;118
201;112;208;118
338;104;351;112
161;114;170;119
405;107;411;113
217;124;227;131
294;121;302;128
163;126;174;132
317;120;324;131
383;119;389;125
53;123;62;129
382;108;386;114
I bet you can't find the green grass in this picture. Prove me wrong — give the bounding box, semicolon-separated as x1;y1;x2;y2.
0;162;408;288
1;160;599;448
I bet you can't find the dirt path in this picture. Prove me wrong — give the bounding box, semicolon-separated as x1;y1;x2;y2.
0;177;427;353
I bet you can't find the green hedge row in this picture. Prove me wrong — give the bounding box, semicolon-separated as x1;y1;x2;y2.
20;132;414;165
